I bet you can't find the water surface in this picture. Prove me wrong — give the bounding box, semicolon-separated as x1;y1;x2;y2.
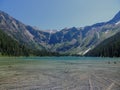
0;57;120;90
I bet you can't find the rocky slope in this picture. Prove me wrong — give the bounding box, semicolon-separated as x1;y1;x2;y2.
0;10;50;50
48;11;120;54
85;31;120;57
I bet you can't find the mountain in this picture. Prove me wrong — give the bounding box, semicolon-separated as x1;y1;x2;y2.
0;10;50;50
107;11;120;24
0;10;120;55
0;28;60;56
85;31;120;57
47;11;120;55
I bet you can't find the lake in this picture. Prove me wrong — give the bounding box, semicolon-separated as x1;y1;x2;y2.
0;57;120;90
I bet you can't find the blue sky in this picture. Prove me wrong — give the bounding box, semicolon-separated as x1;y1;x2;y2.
0;0;120;30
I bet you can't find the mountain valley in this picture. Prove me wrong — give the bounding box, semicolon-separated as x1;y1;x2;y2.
0;10;120;55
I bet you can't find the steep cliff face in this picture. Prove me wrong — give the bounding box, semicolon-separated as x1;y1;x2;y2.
0;10;50;50
0;10;120;55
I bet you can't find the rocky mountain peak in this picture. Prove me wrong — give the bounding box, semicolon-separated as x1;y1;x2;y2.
113;11;120;20
108;11;120;24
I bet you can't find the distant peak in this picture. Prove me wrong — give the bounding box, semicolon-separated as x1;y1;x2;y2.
0;10;3;13
114;11;120;19
107;11;120;24
0;10;6;14
0;10;9;17
117;11;120;14
112;11;120;21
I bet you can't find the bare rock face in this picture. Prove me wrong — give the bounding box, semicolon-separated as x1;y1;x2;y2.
0;10;50;49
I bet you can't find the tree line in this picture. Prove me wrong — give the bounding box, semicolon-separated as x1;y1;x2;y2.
0;29;60;56
85;31;120;57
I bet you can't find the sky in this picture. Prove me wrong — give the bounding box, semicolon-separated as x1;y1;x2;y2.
0;0;120;30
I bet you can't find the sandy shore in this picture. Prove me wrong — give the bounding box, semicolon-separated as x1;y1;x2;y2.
0;57;120;90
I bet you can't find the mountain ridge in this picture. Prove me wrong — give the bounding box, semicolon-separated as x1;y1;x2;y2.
0;10;120;55
85;31;120;57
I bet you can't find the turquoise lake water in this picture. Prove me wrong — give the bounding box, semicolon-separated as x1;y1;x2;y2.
18;56;120;61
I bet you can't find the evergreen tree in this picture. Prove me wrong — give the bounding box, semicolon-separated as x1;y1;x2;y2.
86;31;120;57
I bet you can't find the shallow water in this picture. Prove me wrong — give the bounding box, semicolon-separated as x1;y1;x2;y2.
0;57;120;90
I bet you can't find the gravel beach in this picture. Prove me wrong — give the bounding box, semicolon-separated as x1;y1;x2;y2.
0;57;120;90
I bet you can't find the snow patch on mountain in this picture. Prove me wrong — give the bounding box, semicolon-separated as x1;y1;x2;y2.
97;32;100;39
83;48;91;55
105;30;109;34
115;21;120;25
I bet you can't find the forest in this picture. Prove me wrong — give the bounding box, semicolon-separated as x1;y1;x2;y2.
0;29;59;56
86;31;120;57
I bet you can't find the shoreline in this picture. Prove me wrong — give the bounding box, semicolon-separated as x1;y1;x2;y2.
0;57;120;90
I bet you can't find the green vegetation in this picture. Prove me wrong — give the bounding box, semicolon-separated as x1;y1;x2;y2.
86;31;120;57
0;29;29;56
0;29;60;57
